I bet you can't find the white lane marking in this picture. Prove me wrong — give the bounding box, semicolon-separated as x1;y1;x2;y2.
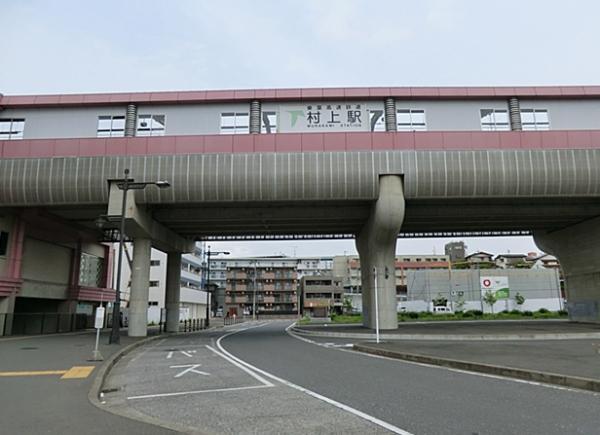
217;323;413;435
127;384;272;400
205;345;274;387
180;350;196;357
170;364;210;378
286;324;600;397
166;351;173;359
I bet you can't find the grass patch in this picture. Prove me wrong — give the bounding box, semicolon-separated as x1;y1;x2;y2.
327;309;567;324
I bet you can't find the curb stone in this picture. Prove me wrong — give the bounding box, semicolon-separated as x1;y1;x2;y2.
291;326;600;341
353;343;600;393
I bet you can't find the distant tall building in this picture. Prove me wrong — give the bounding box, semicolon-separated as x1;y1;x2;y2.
445;241;467;263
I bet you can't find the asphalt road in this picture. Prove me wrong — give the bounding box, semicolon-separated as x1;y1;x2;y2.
220;321;600;435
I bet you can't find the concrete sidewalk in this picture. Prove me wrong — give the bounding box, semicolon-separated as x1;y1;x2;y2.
0;329;174;435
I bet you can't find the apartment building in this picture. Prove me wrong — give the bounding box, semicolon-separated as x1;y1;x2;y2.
301;275;343;317
119;242;208;322
225;257;299;315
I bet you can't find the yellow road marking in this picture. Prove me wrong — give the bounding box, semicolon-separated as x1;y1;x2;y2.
0;370;67;377
0;366;95;379
60;366;95;379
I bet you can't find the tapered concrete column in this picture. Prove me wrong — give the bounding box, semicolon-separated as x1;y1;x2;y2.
356;175;405;329
165;252;182;333
129;238;151;337
535;216;600;323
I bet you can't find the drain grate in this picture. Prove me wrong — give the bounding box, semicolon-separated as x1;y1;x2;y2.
20;347;39;350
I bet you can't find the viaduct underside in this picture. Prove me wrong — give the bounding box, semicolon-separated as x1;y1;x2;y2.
2;148;600;330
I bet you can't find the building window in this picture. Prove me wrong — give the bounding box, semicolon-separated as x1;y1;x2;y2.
521;109;550;131
149;280;160;287
261;111;277;133
220;112;249;134
0;231;8;256
480;109;510;131
137;114;166;136
150;260;161;266
397;109;426;131
0;118;25;140
97;115;125;137
79;253;104;287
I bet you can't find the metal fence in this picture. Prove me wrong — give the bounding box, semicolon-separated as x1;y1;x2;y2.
0;313;94;336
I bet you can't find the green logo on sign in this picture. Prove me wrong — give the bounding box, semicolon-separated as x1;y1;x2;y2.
495;288;510;299
288;110;304;127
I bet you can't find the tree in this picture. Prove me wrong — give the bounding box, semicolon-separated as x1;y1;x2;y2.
342;296;353;314
455;296;466;312
483;290;497;314
515;292;525;310
432;293;448;307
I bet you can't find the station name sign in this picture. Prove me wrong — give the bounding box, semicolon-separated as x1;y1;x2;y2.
282;102;373;132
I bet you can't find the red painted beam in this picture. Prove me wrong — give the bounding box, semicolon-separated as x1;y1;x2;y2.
1;131;600;159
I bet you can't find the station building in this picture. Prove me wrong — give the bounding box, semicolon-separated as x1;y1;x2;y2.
1;85;600;334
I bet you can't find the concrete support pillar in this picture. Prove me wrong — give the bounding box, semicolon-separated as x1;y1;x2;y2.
125;103;138;137
356;175;405;329
129;238;151;337
534;216;600;323
165;252;182;333
0;294;16;336
384;98;397;132
249;100;261;134
508;97;522;131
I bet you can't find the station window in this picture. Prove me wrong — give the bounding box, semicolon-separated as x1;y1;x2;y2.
397;109;426;131
0;118;25;140
0;231;8;256
480;109;510;131
149;280;160;287
261;111;277;133
369;110;386;132
220;112;249;134
137;114;166;136
521;109;550;131
150;260;161;266
97;115;125;137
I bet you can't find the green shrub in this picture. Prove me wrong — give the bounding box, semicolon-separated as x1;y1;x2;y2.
472;310;483;316
510;309;521;315
558;309;568;316
523;310;533;316
501;310;510;314
408;312;419;319
461;311;474;318
538;308;549;313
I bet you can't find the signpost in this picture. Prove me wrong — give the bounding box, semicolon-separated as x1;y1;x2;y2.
373;267;380;344
90;306;105;361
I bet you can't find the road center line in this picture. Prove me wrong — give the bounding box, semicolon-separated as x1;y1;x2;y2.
217;323;414;435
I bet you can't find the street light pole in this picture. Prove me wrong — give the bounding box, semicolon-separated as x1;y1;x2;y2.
252;260;257;321
98;168;170;345
110;169;129;345
204;246;230;327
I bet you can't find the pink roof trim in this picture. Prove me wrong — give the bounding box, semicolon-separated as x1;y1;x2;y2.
2;86;600;108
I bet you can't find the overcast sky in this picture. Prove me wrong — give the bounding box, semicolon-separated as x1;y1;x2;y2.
2;0;597;257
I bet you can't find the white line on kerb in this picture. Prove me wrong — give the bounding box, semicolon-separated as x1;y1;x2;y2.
217;322;413;435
